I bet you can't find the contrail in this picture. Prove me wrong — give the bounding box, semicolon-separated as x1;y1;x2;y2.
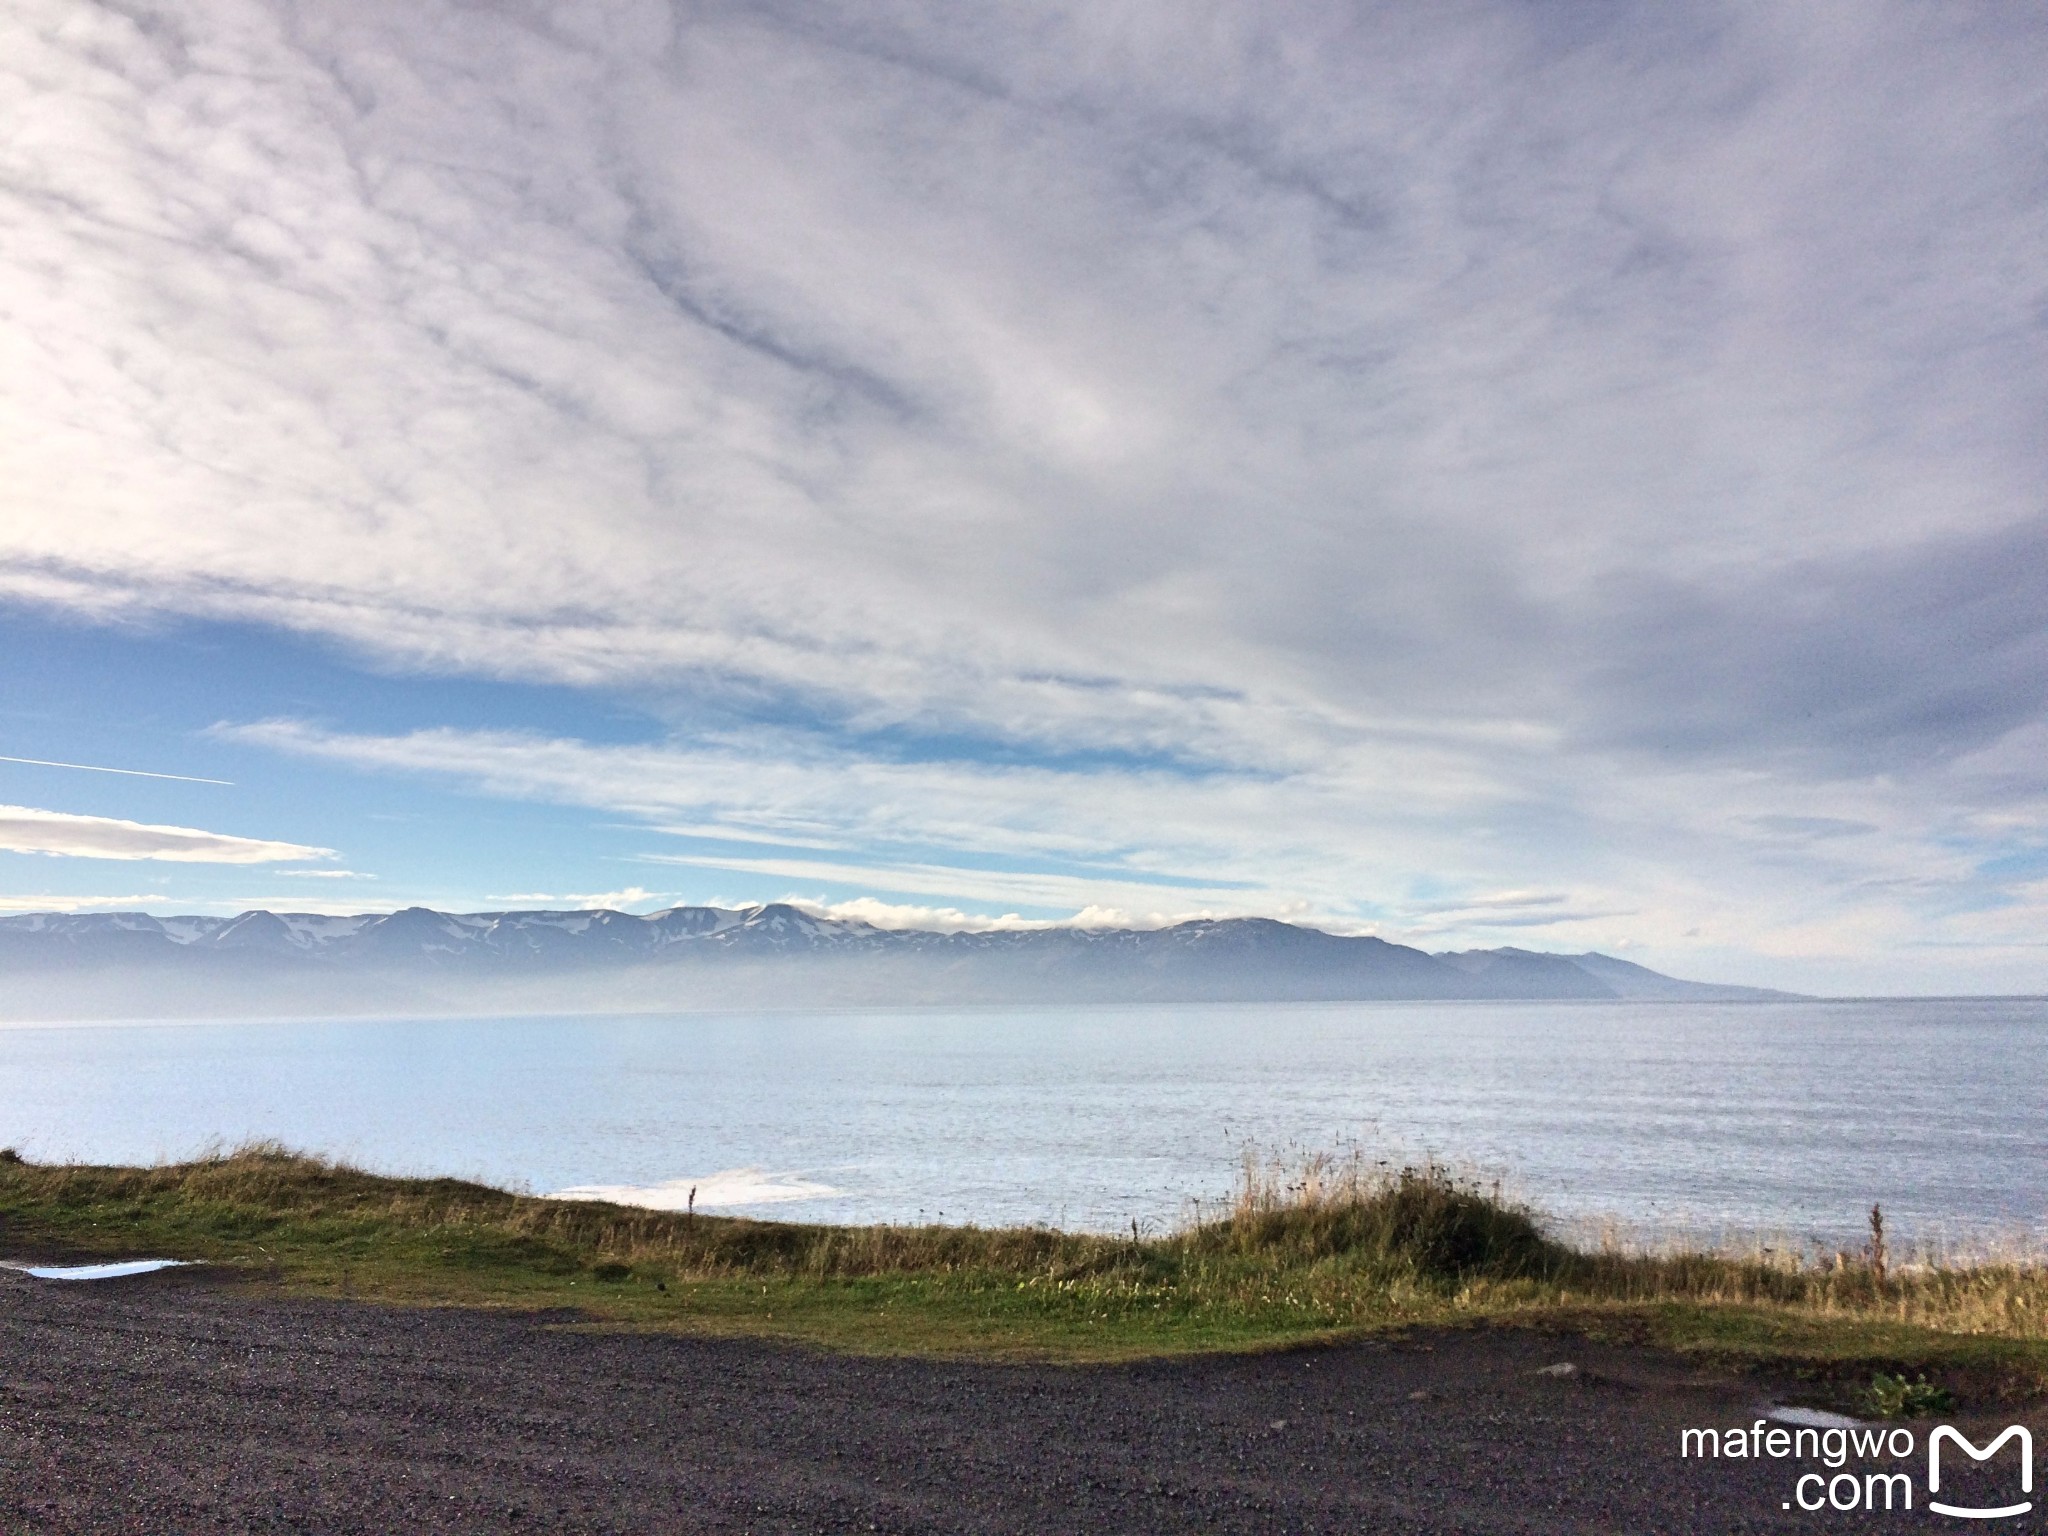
0;754;233;786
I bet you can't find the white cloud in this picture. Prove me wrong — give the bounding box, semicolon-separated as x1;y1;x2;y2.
484;886;672;912
179;897;396;916
779;897;1199;933
643;851;1254;916
1419;890;1573;914
648;822;851;852
216;717;2048;990
0;805;332;864
2;2;2044;987
0;893;173;912
1;1;2040;760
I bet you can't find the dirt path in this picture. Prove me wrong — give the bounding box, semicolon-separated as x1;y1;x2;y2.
0;1267;1992;1533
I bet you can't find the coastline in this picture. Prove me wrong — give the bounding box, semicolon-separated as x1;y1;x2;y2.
4;1146;2044;1402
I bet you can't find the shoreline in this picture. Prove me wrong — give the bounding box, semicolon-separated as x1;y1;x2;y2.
3;1146;2045;1413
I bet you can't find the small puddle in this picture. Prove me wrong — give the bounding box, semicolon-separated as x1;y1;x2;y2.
2;1259;192;1282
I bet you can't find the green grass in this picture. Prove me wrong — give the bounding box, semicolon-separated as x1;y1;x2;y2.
4;1144;2046;1404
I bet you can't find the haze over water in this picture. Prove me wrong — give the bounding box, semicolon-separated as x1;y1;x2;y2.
3;998;2042;1249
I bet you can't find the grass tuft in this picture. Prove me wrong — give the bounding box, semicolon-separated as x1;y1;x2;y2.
1212;1149;1554;1279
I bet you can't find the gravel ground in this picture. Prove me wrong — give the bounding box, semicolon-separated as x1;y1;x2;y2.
0;1267;2001;1533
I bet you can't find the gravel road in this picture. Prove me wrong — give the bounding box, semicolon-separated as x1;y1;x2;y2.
0;1266;1989;1533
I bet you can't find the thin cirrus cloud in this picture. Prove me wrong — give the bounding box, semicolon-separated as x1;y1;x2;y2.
642;851;1256;917
0;805;333;864
485;887;674;912
774;897;1202;935
0;893;175;913
1;2;2045;986
215;716;1506;905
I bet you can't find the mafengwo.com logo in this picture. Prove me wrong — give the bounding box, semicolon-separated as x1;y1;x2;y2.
1681;1418;2033;1517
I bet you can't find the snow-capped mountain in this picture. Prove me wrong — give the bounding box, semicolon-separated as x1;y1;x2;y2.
0;905;1798;1020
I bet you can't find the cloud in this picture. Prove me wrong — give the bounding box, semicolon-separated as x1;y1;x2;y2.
215;717;2048;991
218;717;1500;920
648;822;851;852
0;893;175;912
1422;891;1573;913
1577;521;2048;775
0;805;332;864
1743;817;1878;842
778;897;1195;933
172;897;401;916
2;1;2040;762
643;851;1255;914
2;2;2045;987
1392;890;1638;937
484;886;672;912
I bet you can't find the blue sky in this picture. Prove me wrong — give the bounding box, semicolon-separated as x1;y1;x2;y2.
2;0;2045;993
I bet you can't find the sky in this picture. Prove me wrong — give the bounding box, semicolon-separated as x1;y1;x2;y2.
1;0;2044;994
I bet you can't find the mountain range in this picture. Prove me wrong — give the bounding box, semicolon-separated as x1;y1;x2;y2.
0;904;1798;1020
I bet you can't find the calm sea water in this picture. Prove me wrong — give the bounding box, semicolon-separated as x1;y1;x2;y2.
2;999;2042;1247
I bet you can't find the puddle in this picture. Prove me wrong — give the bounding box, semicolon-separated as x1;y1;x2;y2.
1767;1405;1864;1430
2;1259;192;1282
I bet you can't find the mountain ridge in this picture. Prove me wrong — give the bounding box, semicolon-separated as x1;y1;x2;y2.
0;904;1800;1020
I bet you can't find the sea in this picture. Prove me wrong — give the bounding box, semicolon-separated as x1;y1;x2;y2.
2;998;2042;1251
